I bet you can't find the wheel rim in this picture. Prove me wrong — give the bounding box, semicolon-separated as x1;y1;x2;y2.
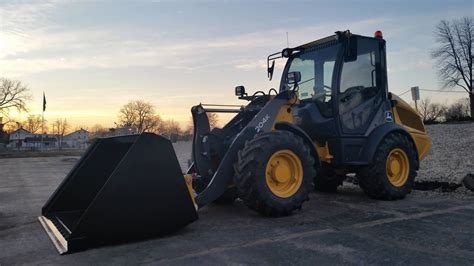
386;148;410;187
265;149;303;198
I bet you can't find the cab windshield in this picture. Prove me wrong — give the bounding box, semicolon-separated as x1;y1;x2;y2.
280;43;341;103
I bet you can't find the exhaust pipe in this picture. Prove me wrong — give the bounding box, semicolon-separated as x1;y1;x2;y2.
39;133;198;254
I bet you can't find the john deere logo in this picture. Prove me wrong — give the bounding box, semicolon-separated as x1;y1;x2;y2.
385;111;393;122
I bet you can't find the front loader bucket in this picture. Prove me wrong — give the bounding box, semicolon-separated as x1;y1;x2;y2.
38;133;198;254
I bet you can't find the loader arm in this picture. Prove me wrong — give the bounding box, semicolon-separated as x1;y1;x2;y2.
189;97;269;187
195;91;296;207
190;104;213;186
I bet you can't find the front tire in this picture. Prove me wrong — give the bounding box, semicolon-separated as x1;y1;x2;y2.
358;132;418;200
234;131;315;217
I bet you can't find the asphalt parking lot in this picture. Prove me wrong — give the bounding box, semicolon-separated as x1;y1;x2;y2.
1;156;473;265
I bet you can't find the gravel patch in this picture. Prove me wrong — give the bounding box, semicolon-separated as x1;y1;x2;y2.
417;122;474;184
172;140;192;171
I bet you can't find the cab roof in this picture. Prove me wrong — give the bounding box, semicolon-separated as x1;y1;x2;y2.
295;31;381;50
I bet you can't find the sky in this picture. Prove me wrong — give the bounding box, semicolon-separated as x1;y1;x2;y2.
0;0;472;129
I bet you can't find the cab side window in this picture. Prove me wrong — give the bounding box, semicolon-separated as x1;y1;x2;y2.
339;39;382;133
288;57;315;100
340;52;376;94
281;43;340;117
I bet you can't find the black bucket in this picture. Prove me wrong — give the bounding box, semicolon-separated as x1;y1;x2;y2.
38;133;198;254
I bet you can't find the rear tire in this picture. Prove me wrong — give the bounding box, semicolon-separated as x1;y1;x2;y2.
234;131;315;217
358;132;418;200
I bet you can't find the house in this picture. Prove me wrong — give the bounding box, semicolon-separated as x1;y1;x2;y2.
8;129;60;150
24;136;57;148
7;128;89;150
8;128;34;149
63;128;89;149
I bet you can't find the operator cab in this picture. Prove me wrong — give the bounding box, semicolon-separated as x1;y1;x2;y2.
268;30;390;164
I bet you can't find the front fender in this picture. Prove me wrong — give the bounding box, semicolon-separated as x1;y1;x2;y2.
275;122;321;170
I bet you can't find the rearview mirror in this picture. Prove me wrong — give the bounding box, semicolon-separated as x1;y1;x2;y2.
344;35;358;62
287;71;301;85
267;60;275;80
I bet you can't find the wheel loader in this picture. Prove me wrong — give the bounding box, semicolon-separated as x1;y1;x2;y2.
39;30;431;254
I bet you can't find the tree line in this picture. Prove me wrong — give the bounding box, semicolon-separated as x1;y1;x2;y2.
417;97;471;124
109;99;218;142
0;80;219;142
0;78;72;141
81;100;218;142
0;94;219;143
3;115;70;135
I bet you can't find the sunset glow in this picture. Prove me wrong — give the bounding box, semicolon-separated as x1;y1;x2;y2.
1;0;470;129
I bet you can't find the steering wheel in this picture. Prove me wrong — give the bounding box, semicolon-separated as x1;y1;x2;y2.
323;85;332;95
322;85;332;101
311;85;332;102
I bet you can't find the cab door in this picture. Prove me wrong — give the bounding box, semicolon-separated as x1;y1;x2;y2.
286;43;342;141
337;37;385;135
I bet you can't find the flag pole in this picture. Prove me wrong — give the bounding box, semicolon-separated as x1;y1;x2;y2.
41;91;46;151
41;109;44;151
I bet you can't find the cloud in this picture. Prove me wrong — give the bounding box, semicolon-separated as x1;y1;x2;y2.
234;59;267;70
0;2;387;78
0;1;59;57
387;47;434;74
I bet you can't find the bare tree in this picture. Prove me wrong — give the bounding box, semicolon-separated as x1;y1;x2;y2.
432;17;473;118
0;78;31;114
418;98;446;124
207;112;219;129
182;113;217;138
53;118;69;148
184;117;194;135
3;120;22;133
23;115;44;133
89;124;108;139
445;98;471;121
180;117;194;141
0;114;14;132
118;100;162;133
161;119;182;142
144;115;163;134
0;116;6;134
118;102;137;128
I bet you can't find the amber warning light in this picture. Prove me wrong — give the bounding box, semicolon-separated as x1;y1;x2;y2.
374;31;383;38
